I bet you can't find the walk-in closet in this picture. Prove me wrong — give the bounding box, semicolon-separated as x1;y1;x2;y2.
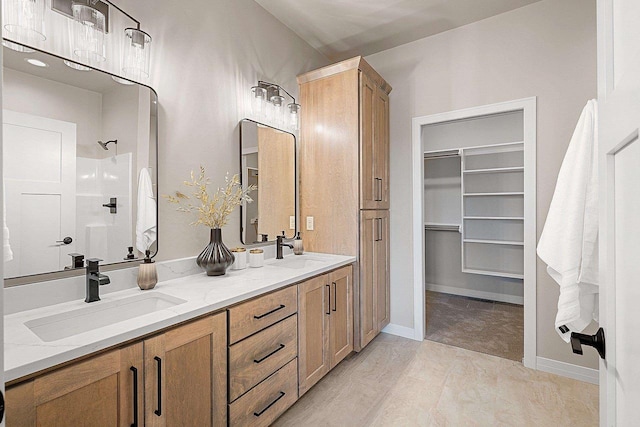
423;110;526;361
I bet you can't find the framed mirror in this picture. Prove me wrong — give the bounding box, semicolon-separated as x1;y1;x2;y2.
2;44;158;283
239;119;296;244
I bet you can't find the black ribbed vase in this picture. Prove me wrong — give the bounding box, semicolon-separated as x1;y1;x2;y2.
196;228;235;276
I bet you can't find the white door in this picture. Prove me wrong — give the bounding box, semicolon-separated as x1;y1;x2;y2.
597;0;640;425
2;110;76;277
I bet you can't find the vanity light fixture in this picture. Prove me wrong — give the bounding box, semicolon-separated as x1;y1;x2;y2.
71;3;107;63
121;27;152;81
250;81;301;131
2;0;46;49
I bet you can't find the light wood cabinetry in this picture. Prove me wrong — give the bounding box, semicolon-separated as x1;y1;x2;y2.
298;265;353;396
144;313;227;427
6;343;143;427
6;313;227;427
298;57;391;351
360;210;390;348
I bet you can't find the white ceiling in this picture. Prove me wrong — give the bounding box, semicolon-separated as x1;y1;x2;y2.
255;0;543;61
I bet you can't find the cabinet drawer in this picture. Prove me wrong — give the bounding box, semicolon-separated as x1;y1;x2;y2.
229;358;298;427
229;286;297;344
229;314;297;401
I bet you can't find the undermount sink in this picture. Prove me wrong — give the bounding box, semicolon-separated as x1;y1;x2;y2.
270;255;327;270
25;292;187;342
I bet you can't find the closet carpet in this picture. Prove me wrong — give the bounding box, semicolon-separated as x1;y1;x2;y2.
425;291;524;362
274;334;598;426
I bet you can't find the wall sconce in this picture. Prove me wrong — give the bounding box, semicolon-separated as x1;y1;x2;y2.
250;81;301;131
2;0;46;50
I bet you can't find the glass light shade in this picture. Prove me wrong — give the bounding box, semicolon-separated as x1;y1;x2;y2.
288;103;301;131
271;95;285;128
251;86;267;119
122;28;152;80
2;40;35;53
71;4;106;63
2;0;46;46
64;59;92;71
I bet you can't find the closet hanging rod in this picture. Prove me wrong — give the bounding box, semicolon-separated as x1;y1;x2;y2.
423;149;460;160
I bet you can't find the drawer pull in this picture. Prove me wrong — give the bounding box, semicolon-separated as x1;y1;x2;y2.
254;391;286;417
254;304;286;320
254;343;285;364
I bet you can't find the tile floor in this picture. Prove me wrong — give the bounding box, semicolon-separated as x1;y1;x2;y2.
425;291;524;361
274;334;598;426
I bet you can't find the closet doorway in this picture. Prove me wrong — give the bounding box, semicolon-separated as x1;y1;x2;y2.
411;98;536;367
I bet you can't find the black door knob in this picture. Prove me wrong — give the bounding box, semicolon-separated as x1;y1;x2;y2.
571;327;606;359
57;237;73;245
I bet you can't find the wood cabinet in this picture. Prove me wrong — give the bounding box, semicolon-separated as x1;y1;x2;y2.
298;57;391;351
6;313;227;427
6;343;143;427
144;313;227;427
298;266;353;396
360;210;390;349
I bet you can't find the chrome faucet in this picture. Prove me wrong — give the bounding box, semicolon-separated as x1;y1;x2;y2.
276;231;294;260
85;258;110;303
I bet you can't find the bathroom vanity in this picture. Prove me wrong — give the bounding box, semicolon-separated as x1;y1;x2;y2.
4;253;355;426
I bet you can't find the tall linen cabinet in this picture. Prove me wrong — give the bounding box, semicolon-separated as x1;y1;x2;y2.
298;57;391;351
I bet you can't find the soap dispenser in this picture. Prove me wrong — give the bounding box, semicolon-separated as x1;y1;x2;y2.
137;250;158;290
293;232;304;255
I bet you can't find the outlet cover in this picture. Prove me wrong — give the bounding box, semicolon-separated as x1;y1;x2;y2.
306;216;314;231
289;216;295;230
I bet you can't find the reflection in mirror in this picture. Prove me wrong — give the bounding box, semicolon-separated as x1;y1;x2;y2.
2;44;158;280
240;119;296;244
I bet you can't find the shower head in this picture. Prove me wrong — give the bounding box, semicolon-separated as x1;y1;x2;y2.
97;139;117;150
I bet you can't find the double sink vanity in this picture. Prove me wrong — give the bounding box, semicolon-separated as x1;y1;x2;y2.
5;253;355;426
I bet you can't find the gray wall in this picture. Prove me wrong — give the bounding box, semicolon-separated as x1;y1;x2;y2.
366;0;598;368
116;0;329;258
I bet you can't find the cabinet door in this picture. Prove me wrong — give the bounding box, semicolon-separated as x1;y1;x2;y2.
375;211;391;331
144;313;227;427
374;86;390;209
298;274;330;396
359;211;378;348
6;343;143;427
360;72;378;209
329;265;353;368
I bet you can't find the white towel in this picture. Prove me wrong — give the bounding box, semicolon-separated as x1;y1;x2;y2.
136;168;157;253
3;182;13;262
537;99;599;342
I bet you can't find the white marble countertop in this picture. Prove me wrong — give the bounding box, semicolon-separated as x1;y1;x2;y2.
4;253;355;383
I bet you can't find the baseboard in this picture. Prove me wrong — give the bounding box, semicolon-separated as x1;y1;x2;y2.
382;323;420;341
536;357;599;385
425;283;524;305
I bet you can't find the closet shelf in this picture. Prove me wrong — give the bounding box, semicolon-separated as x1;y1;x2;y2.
463;216;524;221
424;223;461;232
463;268;524;280
463;192;524;197
464;239;524;246
463;166;524;174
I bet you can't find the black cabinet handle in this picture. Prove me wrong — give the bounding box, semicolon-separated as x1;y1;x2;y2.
254;392;285;417
326;284;331;315
130;366;138;427
332;282;337;312
254;344;285;364
254;304;285;319
154;356;162;416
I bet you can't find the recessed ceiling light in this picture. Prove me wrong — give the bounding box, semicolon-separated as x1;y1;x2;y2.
112;75;135;86
64;60;92;71
2;40;35;53
25;58;48;67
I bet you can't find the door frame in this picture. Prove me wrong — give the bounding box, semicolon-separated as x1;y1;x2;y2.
411;97;537;369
